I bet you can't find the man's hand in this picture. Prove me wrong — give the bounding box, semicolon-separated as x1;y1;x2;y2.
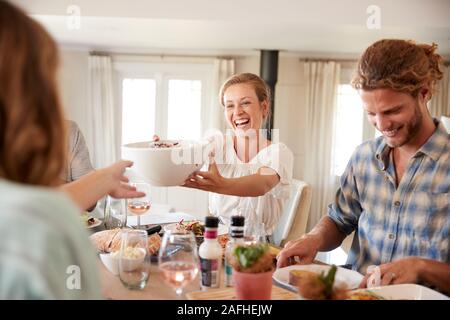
359;257;425;288
276;234;321;268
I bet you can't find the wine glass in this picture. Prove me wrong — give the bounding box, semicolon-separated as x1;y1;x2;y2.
103;196;127;229
118;229;150;290
127;182;151;230
158;230;199;297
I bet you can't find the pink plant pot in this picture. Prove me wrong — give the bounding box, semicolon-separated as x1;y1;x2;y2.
233;270;273;300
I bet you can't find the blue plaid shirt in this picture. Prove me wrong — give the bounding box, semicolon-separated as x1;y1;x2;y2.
328;119;450;274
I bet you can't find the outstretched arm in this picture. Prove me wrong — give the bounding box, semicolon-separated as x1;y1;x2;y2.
60;160;145;211
182;158;279;197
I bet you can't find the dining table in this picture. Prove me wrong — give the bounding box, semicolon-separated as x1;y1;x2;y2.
96;231;297;300
90;207;300;300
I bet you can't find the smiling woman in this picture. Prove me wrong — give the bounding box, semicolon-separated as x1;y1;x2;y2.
182;73;294;236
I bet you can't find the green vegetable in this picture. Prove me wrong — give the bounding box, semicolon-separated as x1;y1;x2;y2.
234;243;269;268
318;265;337;298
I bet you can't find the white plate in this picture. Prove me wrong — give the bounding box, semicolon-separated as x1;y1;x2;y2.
163;221;228;236
351;284;449;300
86;217;102;229
273;264;364;291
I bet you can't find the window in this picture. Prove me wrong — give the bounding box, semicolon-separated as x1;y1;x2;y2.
331;84;378;176
332;84;364;176
167;79;202;140
115;61;213;148
122;79;156;145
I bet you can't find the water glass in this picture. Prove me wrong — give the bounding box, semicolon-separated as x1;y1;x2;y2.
104;196;127;229
118;229;150;290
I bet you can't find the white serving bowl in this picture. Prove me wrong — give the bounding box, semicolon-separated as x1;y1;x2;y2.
100;249;147;275
119;248;146;272
122;140;207;186
99;252;120;276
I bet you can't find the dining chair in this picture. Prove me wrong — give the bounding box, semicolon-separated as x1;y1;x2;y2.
271;179;312;247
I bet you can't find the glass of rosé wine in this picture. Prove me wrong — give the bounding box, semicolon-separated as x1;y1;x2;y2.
127;182;151;230
158;230;199;297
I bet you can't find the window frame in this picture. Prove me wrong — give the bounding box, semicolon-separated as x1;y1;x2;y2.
112;59;213;207
113;61;214;148
332;64;376;178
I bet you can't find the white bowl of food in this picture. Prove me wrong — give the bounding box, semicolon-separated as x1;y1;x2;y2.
100;247;146;275
118;247;146;272
99;252;120;276
122;140;207;186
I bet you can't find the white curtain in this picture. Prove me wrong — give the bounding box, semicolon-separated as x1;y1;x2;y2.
87;55;117;168
303;61;340;231
206;58;235;133
430;65;450;118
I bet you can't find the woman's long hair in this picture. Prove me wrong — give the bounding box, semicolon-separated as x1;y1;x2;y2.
0;1;66;186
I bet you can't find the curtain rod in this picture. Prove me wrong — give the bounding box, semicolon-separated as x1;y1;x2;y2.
299;58;450;66
299;58;357;63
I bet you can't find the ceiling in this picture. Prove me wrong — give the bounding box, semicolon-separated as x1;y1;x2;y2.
11;0;450;57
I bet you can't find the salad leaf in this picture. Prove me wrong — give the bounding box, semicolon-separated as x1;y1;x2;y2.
234;243;269;269
318;265;337;298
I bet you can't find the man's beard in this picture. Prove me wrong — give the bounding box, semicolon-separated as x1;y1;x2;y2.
385;103;423;148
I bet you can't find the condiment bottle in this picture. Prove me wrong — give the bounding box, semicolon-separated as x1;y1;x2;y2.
199;216;222;289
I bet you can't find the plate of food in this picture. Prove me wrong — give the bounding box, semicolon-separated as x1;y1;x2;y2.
347;284;449;300
163;220;228;236
273;264;364;294
81;213;102;229
163;220;229;247
90;228;162;275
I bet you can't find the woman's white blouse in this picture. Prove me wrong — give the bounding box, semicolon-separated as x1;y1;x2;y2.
208;134;294;235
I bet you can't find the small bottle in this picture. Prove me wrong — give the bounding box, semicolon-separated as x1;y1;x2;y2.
199;216;222;289
224;215;245;287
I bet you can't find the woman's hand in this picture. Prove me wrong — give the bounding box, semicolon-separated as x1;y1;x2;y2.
101;160;146;199
61;160;145;211
182;155;227;193
359;257;425;288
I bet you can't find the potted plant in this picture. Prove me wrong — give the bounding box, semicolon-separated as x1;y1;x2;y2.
229;243;274;300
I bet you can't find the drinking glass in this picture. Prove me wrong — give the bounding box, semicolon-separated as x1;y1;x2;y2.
127;182;151;230
104;196;127;229
158;230;199;297
118;229;150;290
243;202;267;243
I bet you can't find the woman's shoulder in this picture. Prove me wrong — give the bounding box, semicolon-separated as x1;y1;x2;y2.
265;141;291;151
0;180;100;299
258;142;293;160
0;180;81;229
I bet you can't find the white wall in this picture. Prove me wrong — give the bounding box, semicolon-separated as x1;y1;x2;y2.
274;58;307;180
58;50;93;153
234;55;259;74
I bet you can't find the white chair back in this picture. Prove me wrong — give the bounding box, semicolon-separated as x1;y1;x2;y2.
271;179;312;247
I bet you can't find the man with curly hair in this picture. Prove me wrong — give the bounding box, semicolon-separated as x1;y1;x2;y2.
278;39;450;294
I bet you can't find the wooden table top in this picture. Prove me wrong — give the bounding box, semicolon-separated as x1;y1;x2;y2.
100;259;202;300
99;259;297;300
